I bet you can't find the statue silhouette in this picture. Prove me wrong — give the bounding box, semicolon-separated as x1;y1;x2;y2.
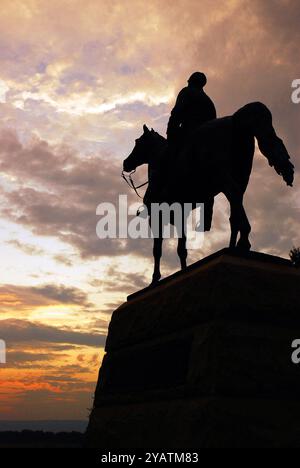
123;101;294;284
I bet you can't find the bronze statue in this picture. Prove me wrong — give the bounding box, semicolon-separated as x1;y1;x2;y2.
123;95;294;284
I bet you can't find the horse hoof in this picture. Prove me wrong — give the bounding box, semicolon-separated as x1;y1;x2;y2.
151;274;161;285
150;280;160;286
236;239;251;251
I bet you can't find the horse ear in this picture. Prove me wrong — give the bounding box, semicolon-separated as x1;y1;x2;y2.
143;124;150;134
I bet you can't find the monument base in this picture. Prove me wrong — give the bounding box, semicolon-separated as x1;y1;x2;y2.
86;249;300;448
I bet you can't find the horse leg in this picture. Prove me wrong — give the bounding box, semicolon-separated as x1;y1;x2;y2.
229;196;251;251
227;186;242;249
152;236;163;284
177;233;187;270
229;203;239;249
149;214;163;284
204;197;214;231
236;204;251;250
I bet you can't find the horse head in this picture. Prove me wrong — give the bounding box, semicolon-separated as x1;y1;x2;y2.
123;124;156;173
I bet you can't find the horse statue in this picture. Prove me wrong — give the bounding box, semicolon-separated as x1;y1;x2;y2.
123;102;294;284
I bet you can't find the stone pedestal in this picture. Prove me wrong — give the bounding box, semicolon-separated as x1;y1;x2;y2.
86;249;300;448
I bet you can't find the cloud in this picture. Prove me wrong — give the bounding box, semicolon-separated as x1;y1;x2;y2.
0;1;299;265
6;239;44;256
89;265;148;293
32;284;90;306
53;254;74;266
1;125;297;271
244;153;300;255
0;318;106;347
0;128;155;261
4;350;68;369
0;283;91;310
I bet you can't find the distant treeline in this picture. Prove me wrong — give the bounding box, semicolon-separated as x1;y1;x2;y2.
0;430;84;448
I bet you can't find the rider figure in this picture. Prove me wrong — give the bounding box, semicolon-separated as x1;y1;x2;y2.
167;72;217;148
144;72;217;226
165;72;217;230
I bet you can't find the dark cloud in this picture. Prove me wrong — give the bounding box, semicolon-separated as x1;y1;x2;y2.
89;266;148;293
0;319;106;347
7;342;82;352
0;283;91;309
4;350;68;369
32;284;90;306
95;302;123;316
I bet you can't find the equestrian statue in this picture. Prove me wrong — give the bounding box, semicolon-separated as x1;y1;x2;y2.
123;72;295;283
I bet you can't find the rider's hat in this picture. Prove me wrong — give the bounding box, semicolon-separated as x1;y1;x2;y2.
188;72;207;88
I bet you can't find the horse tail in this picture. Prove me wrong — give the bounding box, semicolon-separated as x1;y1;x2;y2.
263;136;295;187
234;102;294;187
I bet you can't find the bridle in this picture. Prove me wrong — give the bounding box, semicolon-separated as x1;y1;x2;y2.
122;169;148;199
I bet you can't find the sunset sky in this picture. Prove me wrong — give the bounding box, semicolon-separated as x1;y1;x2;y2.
0;0;299;421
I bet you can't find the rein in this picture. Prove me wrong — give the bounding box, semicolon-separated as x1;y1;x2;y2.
122;169;148;199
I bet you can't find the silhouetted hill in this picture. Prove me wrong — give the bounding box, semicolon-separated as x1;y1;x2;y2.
0;430;84;448
0;420;87;432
